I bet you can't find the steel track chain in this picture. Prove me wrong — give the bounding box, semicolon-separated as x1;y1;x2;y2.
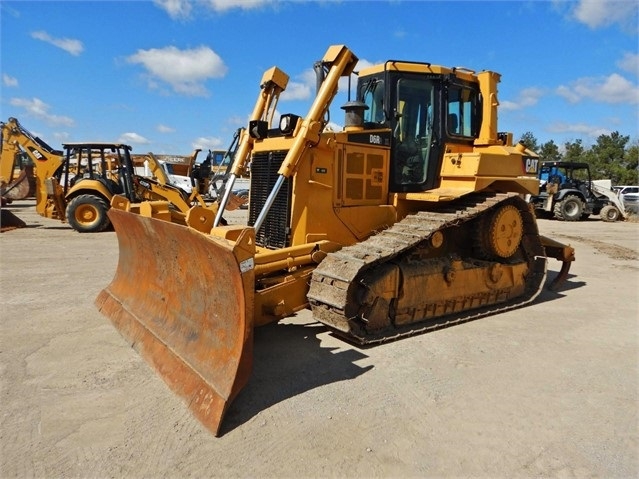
308;193;547;344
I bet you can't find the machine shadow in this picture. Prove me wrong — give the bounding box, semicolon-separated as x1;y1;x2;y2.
535;272;586;305
220;320;372;435
222;266;584;433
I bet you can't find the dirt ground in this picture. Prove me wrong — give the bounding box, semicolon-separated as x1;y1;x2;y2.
1;199;637;478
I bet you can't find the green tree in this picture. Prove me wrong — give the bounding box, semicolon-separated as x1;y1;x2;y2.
563;139;586;162
624;141;639;184
590;132;631;183
519;131;539;152
538;140;561;162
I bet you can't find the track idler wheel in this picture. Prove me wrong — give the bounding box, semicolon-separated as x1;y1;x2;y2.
476;204;523;259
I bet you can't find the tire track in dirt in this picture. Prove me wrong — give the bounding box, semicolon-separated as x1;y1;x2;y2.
559;234;638;261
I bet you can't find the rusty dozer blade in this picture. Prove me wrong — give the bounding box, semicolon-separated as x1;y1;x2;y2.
95;208;256;435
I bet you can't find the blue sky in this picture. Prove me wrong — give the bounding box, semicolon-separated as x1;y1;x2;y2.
1;0;638;157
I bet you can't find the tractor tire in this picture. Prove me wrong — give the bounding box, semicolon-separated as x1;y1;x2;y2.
553;194;584;221
600;204;621;222
66;194;111;233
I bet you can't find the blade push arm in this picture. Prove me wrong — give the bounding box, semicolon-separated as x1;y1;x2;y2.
253;45;359;233
214;67;289;227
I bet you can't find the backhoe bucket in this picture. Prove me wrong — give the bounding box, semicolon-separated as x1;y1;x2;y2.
1;169;32;200
95;208;256;435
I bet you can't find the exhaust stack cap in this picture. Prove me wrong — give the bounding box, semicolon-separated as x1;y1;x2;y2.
341;101;368;130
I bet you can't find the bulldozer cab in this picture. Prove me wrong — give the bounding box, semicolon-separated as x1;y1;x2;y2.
359;65;481;193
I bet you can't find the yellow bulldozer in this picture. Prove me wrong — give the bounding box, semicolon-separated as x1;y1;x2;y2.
96;45;575;435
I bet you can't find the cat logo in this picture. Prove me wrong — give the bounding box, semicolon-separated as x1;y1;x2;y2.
524;157;539;174
30;147;44;161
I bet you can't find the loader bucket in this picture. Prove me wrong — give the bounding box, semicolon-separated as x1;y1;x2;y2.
96;208;256;435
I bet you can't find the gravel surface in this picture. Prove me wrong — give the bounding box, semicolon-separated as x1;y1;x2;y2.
1;199;637;478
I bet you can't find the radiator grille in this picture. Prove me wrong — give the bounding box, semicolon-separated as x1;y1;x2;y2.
248;150;292;249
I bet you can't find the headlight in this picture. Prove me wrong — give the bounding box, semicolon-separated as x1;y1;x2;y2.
249;120;268;139
279;114;300;136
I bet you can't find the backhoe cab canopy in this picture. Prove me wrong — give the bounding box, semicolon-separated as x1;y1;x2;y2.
59;143;135;197
538;161;591;184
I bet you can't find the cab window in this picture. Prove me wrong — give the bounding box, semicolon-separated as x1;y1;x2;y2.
393;78;435;186
361;78;386;125
447;85;479;138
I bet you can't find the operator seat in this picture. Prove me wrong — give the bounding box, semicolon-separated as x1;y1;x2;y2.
448;113;459;134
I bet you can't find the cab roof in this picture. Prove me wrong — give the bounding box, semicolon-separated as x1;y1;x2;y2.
358;61;480;83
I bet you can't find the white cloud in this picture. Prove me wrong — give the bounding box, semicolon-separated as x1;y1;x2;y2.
192;136;224;150
153;0;192;19
9;97;74;126
280;58;376;102
571;0;638;32
118;132;150;144
324;121;343;132
206;0;271;12
3;74;18;87
548;121;613;140
53;131;71;143
278;67;314;102
556;73;639;104
281;80;312;101
156;124;176;133
617;52;639;77
354;59;376;73
500;87;544;111
127;46;228;96
31;30;83;56
226;115;247;128
154;0;272;18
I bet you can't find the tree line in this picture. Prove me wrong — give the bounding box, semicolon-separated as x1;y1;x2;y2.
519;131;638;186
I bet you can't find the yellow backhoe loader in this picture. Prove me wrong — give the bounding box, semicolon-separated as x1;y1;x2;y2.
0;117;228;231
96;45;575;435
141;148;201;195
0;118;139;232
120;151;227;227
